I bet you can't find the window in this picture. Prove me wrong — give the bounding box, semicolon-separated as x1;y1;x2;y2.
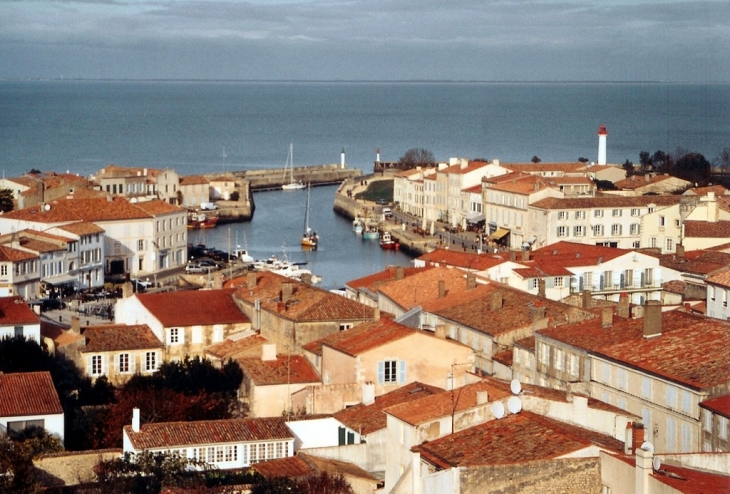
91;355;103;376
558;211;568;220
666;417;676;451
557;226;568;237
600;361;610;383
569;354;579;377
681;390;692;414
554;277;564;288
339;323;353;331
137;239;144;251
659;216;666;227
378;360;405;384
573;225;585;237
630;224;640;235
7;419;44;434
624;270;634;288
719;416;728;440
666;384;677;409
641;376;652;400
710;285;716;300
612;209;622;217
703;411;713;432
118;353;131;373
0;265;7;276
650;237;657;248
644;268;654;286
145;351;158;372
603;271;613;289
554;348;563;370
617;368;628;391
666;238;673;251
530;278;539;290
681;423;691;452
611;224;622;236
540;343;549;365
594;210;604;218
575;211;586;220
593;224;604;236
631;208;640;216
169;328;182;344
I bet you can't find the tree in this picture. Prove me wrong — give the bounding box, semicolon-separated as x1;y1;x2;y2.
531;156;541;163
714;148;730;177
652;150;671;173
674;152;711;186
0;188;14;213
639;151;653;172
622;159;634;177
398;148;435;166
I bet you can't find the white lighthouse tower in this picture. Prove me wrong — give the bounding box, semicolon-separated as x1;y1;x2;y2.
340;148;346;169
597;125;608;165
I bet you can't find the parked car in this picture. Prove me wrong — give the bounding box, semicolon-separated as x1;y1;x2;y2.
29;298;66;312
132;278;153;288
382;207;393;218
185;263;217;274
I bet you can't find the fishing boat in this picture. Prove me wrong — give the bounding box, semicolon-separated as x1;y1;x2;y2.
362;224;380;240
301;183;319;249
187;211;219;229
281;143;305;190
352;218;364;234
379;231;399;250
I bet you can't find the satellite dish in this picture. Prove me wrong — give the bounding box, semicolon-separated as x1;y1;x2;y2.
43;204;51;211
640;441;654;453
507;396;522;414
492;401;505;419
510;379;522;395
652;456;661;471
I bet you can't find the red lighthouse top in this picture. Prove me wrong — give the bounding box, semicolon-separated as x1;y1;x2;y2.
598;125;608;135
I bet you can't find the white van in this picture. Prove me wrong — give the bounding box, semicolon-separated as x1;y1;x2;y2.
382;207;393;218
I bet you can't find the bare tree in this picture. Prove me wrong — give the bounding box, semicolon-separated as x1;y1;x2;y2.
398;148;435;166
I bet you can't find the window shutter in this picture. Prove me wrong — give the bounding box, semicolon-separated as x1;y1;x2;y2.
546;277;554;289
86;356;93;376
338;427;346;446
398;360;406;384
102;355;108;375
377;361;384;384
115;354;121;373
130;354;136;373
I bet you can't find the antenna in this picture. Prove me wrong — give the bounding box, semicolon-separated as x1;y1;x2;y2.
491;401;505;419
507;396;522;414
510;378;521;395
652;456;661;471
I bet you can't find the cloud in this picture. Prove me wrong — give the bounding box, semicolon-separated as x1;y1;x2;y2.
0;0;728;81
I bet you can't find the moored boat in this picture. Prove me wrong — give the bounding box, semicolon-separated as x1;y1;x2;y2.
379;231;399;250
187;211;219;229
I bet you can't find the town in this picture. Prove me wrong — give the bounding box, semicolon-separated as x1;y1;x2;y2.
1;128;729;493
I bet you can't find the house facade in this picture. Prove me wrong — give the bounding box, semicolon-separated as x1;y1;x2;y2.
0;295;41;342
0;372;64;441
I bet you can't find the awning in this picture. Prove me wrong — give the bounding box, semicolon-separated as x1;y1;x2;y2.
489;228;510;240
43;274;76;286
466;213;486;224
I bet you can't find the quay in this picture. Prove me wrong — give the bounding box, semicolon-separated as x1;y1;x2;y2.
333;173;490;257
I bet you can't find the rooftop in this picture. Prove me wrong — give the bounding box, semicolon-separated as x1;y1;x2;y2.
236;354;320;386
318;318;417;357
377;265;472;312
78;324;162;353
531;195;682;210
137;289;249;327
0;295;41;325
0;371;63;417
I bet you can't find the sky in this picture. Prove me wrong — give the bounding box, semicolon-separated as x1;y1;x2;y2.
1;0;729;82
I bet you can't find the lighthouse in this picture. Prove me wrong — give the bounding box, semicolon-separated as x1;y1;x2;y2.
341;148;346;169
597;125;608;166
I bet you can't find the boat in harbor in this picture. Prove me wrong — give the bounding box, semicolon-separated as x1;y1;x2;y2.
379;231;399;250
281;143;305;190
352;218;364;234
362;223;380;240
301;184;319;249
187;211;219;229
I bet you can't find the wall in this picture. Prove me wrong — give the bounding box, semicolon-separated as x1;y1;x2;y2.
459;457;602;494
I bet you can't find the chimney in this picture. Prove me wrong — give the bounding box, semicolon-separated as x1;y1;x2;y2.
567;307;581;324
261;343;277;361
362;381;375;405
490;291;502;311
644;173;651;183
281;282;294;303
582;290;593;309
509;250;516;262
530;304;546;323
438;279;446;298
132;408;140;433
643;300;662;338
676;244;685;257
538;278;546;298
521;250;530;262
70;316;81;334
395;265;405;280
617;292;630;318
247;271;257;290
635;443;654;494
476;391;489;405
434;324;447;339
466;273;476;290
492;159;500;167
601;307;614;327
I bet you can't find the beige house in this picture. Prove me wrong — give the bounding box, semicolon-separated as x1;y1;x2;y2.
535;302;730;454
237;344;321;417
231;271;378;354
179;175;211;208
612;173;691;196
299;318;474;414
699;394;730;453
115;288;251;361
76;323;164;384
208;175;237;201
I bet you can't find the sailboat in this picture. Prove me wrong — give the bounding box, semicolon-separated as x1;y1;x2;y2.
282;143;305;190
301;183;319;249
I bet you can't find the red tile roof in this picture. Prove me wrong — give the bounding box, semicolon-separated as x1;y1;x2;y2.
502;162;587;173
640;248;730;277
377;266;472;311
346;265;434;291
79;324;162;353
0;372;63;417
614;174;687;190
699;394;730;419
237;354;320;386
415;411;624;468
317;319;415;357
539;310;730;390
531;195;682;210
251;455;314;479
179;175;210;186
232;271;376;322
334;382;443;435
124;417;294;450
416;249;506;271
0;296;41;325
684;220;730;238
707;270;730;288
2;197;183;223
56;221;105;235
0;244;38;263
205;334;268;360
299;453;381;483
651;462;730;493
137;289;249;327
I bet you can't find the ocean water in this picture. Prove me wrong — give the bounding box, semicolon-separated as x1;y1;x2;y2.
1;81;728;287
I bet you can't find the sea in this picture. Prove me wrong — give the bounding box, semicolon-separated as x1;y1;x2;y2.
1;81;729;288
